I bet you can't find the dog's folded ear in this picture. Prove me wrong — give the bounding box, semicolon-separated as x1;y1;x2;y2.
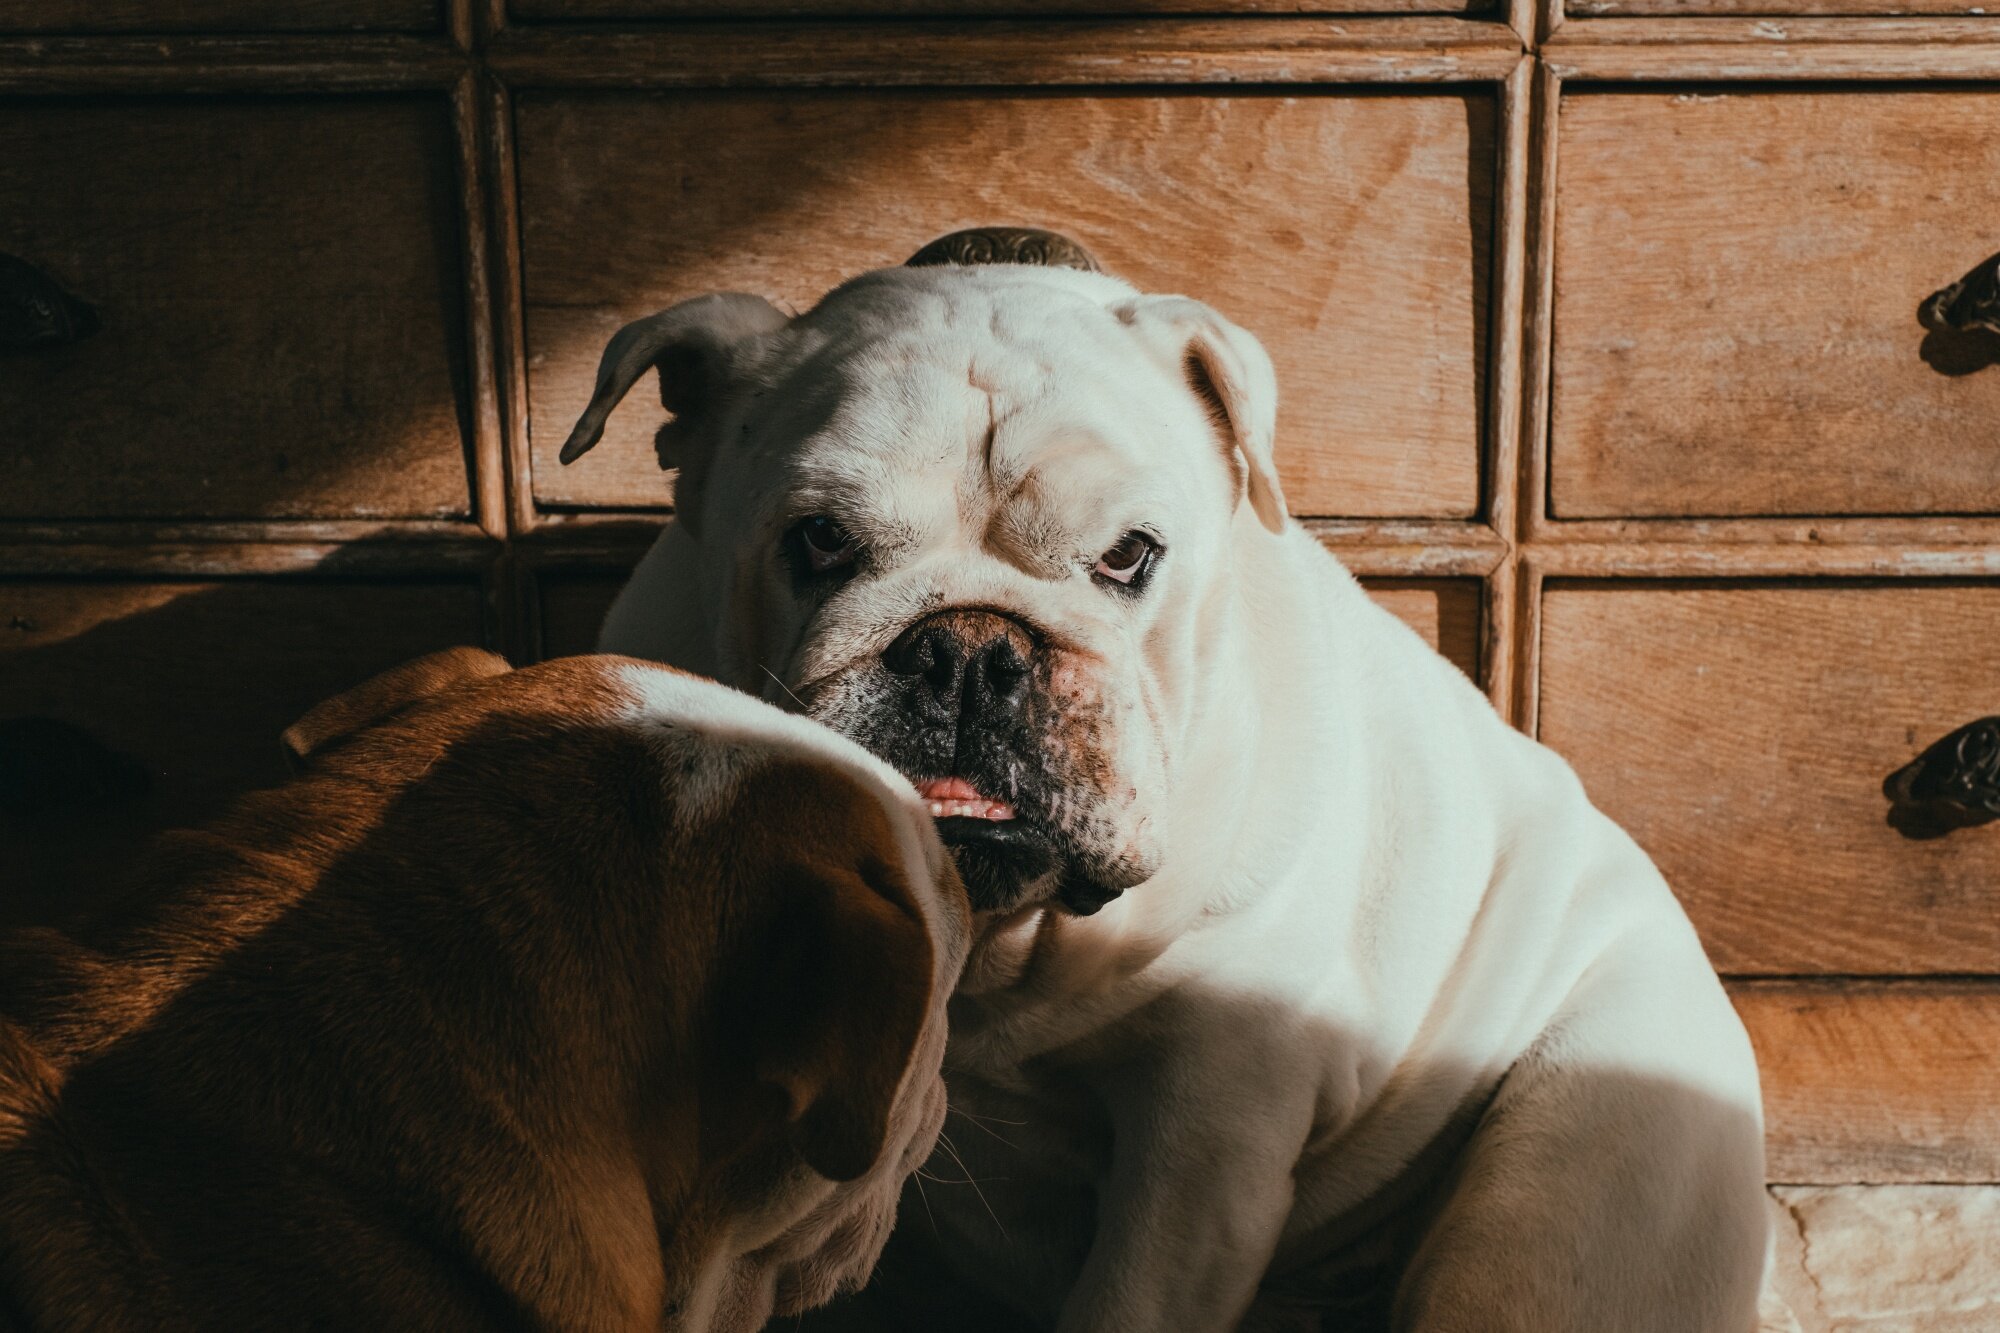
281;646;512;768
556;292;790;474
1115;296;1288;535
749;849;936;1183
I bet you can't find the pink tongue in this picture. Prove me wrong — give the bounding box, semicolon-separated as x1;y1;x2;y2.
917;776;983;801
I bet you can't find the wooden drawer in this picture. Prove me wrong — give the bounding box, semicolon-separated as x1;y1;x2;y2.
1537;582;2000;975
1736;981;2000;1184
1362;579;1482;681
519;90;1496;520
537;570;1482;679
0;578;489;929
0;0;438;32
1571;0;1982;17
1550;89;2000;519
0;97;472;522
513;0;1484;17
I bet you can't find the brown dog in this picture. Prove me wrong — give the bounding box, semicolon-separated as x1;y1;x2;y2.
0;649;970;1333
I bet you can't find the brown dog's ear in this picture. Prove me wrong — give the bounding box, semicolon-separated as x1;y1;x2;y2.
281;646;511;767
753;852;935;1183
1114;295;1288;534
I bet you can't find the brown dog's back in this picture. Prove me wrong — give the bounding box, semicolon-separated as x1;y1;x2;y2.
0;780;539;1331
0;652;960;1333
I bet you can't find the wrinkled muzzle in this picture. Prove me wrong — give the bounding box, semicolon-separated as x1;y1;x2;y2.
804;607;1158;917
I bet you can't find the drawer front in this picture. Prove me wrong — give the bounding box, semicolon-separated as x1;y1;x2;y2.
519;90;1495;520
1736;982;2000;1184
1361;579;1482;681
0;0;438;32
537;571;1482;679
1551;90;2000;519
0;579;488;928
1537;582;2000;975
0;98;472;522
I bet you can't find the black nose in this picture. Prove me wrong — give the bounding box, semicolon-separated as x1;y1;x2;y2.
882;611;1032;724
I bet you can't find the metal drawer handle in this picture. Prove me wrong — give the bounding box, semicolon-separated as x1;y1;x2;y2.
1921;252;2000;337
0;253;100;352
1884;716;2000;840
906;227;1101;273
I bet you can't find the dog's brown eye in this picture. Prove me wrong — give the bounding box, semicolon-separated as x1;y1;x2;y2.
1093;531;1159;588
794;515;861;574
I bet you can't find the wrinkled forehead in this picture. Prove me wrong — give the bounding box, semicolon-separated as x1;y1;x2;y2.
759;282;1222;547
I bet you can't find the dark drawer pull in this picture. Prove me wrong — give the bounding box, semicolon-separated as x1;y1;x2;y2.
906;226;1101;274
1885;716;2000;840
0;253;99;352
1921;252;2000;337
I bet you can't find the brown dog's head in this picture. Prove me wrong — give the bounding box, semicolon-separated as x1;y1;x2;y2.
282;649;971;1331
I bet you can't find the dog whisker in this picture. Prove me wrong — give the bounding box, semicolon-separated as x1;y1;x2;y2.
757;663;809;713
936;1132;1008;1241
949;1105;1028;1127
948;1105;1024;1149
913;1165;938;1236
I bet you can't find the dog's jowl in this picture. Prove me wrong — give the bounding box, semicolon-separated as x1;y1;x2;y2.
562;242;1769;1332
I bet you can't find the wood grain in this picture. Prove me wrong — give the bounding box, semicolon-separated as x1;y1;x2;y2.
0;96;474;521
0;0;438;33
1363;580;1483;678
518;90;1495;520
1550;89;2000;519
0;538;498;578
1308;520;1509;577
1570;0;1988;20
1484;59;1530;545
1529;515;2000;550
1735;982;2000;1184
0;578;488;929
0;36;465;92
1537;582;2000;974
510;0;1486;17
1551;14;2000;36
485;22;1526;87
1479;61;1530;712
1527;542;2000;579
453;71;509;540
489;78;540;537
1544;41;2000;79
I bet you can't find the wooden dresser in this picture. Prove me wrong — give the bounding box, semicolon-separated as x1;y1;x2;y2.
3;0;1995;1323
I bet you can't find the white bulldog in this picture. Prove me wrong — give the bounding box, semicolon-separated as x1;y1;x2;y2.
558;237;1768;1332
